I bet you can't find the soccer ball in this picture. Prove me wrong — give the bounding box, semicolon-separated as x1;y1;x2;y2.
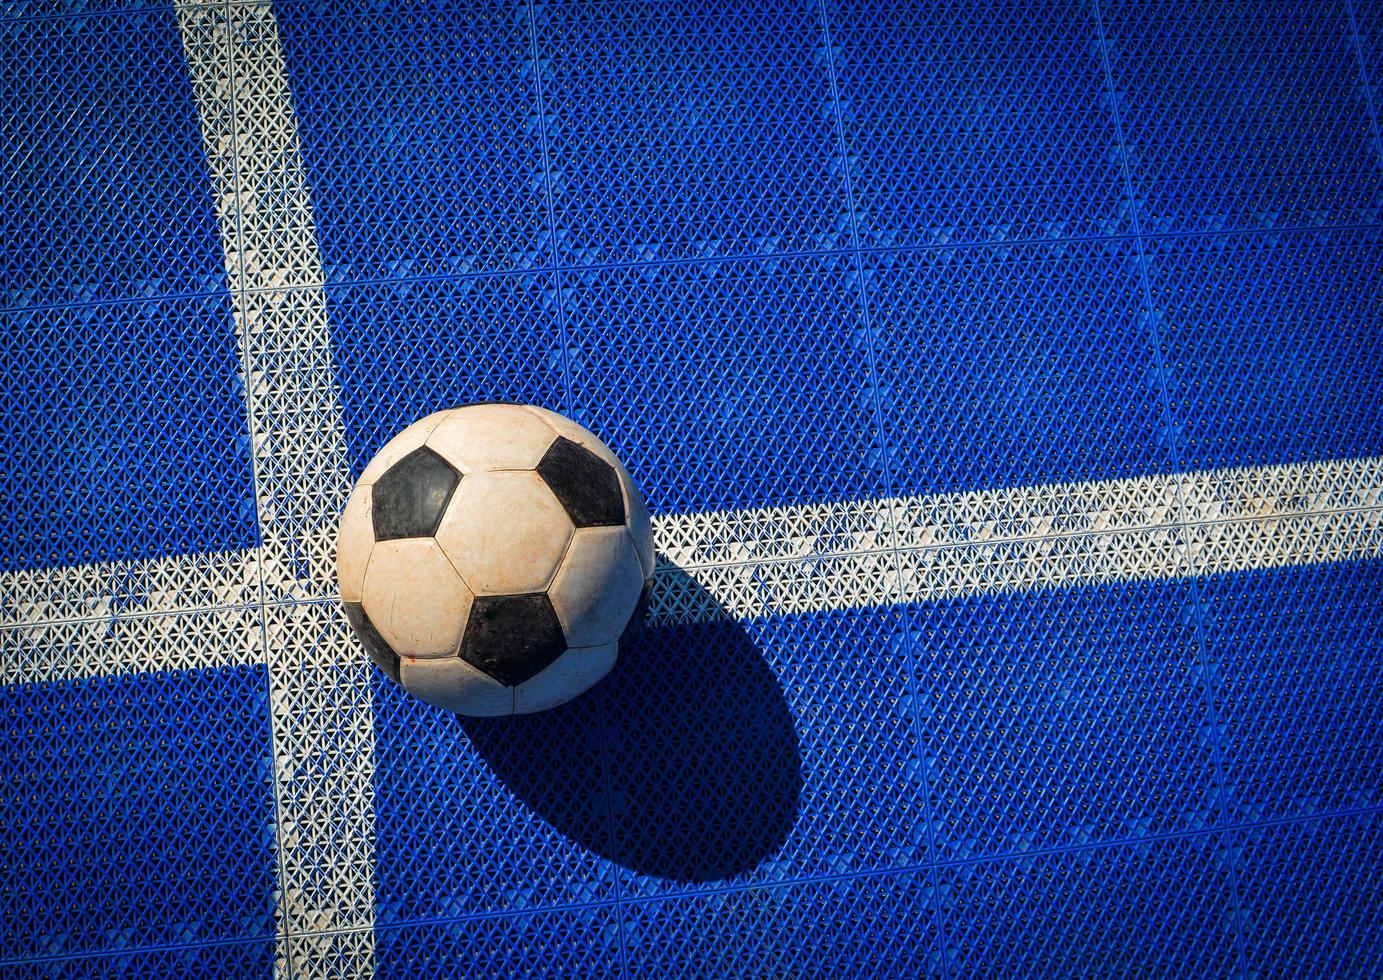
337;403;654;715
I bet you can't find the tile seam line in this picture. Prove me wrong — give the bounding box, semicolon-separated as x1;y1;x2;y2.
525;0;575;414
1345;0;1383;164
1092;3;1248;973
813;2;951;975
4;798;1378;972
3;285;250;318
228;216;1383;296
0;934;275;971
204;802;1383;950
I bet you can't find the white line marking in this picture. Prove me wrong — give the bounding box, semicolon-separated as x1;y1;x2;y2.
11;459;1381;673
0;601;265;686
648;457;1383;621
176;3;375;976
0;548;260;639
654;457;1383;571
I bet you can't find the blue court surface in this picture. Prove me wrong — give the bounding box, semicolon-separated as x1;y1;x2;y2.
2;0;1382;976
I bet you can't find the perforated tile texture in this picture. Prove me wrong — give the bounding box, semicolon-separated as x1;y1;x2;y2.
1;663;276;966
1;7;258;573
3;0;1382;976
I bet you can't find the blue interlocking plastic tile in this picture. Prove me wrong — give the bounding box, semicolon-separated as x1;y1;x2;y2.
536;0;852;266
1200;559;1383;823
326;272;568;476
6;0;1383;973
825;0;1130;249
1102;0;1382;234
911;577;1220;862
7;940;274;980
1;293;259;571
0;665;276;963
375;905;623;980
939;833;1240;976
1236;809;1383;978
604;608;921;899
1146;228;1383;473
0;8;258;572
0;8;230;306
564;253;887;514
866;239;1172;497
371;669;620;925
621;871;944;977
274;0;549;283
372;605;924;926
1359;3;1383;129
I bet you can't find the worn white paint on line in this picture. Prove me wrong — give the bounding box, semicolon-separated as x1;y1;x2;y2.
0;548;261;641
175;3;375;976
648;456;1383;620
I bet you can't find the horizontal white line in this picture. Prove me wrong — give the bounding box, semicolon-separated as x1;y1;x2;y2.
0;549;261;635
648;455;1383;621
5;457;1380;675
652;456;1383;568
0;601;265;686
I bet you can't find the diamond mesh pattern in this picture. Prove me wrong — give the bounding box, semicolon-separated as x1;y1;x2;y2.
273;0;549;283
3;0;1383;975
1236;810;1383;978
1102;0;1381;235
824;0;1130;249
0;661;275;964
566;253;887;513
328;272;567;476
609;608;920;898
0;9;228;305
1147;229;1383;475
0;8;258;575
6;941;274;980
1201;559;1383;823
375;905;623;980
939;834;1240;976
867;239;1172;496
620;870;944;977
537;0;852;266
912;578;1220;861
371;670;619;924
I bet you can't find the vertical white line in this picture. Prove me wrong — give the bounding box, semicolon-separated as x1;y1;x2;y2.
175;3;377;976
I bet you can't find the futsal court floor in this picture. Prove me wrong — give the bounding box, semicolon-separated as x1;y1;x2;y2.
2;0;1382;975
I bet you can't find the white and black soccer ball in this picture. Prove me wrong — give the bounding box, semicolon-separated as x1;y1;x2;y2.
337;403;654;715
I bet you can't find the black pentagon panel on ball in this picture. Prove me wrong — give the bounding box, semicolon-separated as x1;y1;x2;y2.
460;593;567;686
372;445;460;541
536;436;625;528
343;601;400;683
